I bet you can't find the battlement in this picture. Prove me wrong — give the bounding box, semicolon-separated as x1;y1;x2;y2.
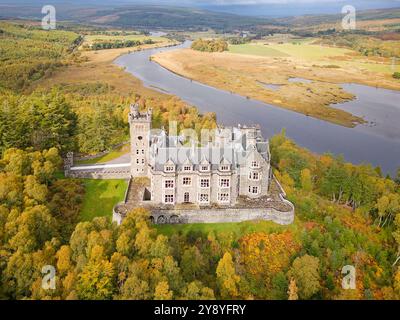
129;103;152;122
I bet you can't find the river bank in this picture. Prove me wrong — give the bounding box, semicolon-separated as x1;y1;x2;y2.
115;41;400;176
152;45;400;128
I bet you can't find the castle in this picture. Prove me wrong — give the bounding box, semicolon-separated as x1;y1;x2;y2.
65;103;294;225
128;103;271;207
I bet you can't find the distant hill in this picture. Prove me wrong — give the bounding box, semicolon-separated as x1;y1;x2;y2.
0;3;399;32
78;5;270;30
0;4;271;31
276;7;400;27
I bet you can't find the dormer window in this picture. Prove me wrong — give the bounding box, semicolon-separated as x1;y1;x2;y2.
200;157;210;172
183;165;192;172
164;165;175;172
220;165;230;171
164;159;175;172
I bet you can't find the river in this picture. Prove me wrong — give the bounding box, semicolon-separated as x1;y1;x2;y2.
115;41;400;176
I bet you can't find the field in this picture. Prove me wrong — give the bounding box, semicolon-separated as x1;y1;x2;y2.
79;179;128;221
153;40;400;127
228;43;290;57
229;41;399;75
32;35;177;98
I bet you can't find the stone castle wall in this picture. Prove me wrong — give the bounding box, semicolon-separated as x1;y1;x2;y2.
64;152;131;179
112;175;295;226
113;204;294;226
66;169;131;180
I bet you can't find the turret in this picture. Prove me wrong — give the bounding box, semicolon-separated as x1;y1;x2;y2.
129;103;152;177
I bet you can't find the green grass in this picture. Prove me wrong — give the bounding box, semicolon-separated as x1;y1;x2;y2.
229;42;353;60
271;43;353;59
349;61;398;74
76;144;129;165
229;42;397;75
79;179;128;221
229;43;289;57
155;217;302;240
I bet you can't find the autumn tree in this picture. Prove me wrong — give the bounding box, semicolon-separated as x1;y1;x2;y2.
287;278;299;300
300;168;313;192
288;255;321;299
216;252;240;299
180;281;215;300
154;281;173;300
76;245;115;300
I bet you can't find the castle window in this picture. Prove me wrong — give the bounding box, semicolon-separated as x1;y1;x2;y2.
219;178;230;188
200;178;210;188
136;159;139;164
251;161;259;168
164;195;174;204
249;171;260;181
199;194;209;204
142;159;145;164
182;177;192;186
248;186;259;195
220;165;230;171
142;149;145;154
165;165;175;172
184;192;190;203
136;150;139;155
164;180;174;189
183;165;192;172
138;135;143;140
200;165;209;171
218;193;230;203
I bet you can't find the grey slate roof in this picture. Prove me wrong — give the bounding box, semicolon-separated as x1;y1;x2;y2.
149;125;269;171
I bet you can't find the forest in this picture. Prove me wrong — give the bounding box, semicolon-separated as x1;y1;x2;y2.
89;39;155;51
0;22;81;91
0;131;399;299
191;39;228;52
317;33;400;58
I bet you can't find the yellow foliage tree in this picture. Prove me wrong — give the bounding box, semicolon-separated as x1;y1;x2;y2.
216;252;240;299
154;281;173;300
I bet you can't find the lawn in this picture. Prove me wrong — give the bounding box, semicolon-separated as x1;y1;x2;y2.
155;217;302;240
79;179;128;221
75;144;130;165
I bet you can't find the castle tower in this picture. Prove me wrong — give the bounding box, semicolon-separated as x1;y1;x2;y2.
129;103;152;177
